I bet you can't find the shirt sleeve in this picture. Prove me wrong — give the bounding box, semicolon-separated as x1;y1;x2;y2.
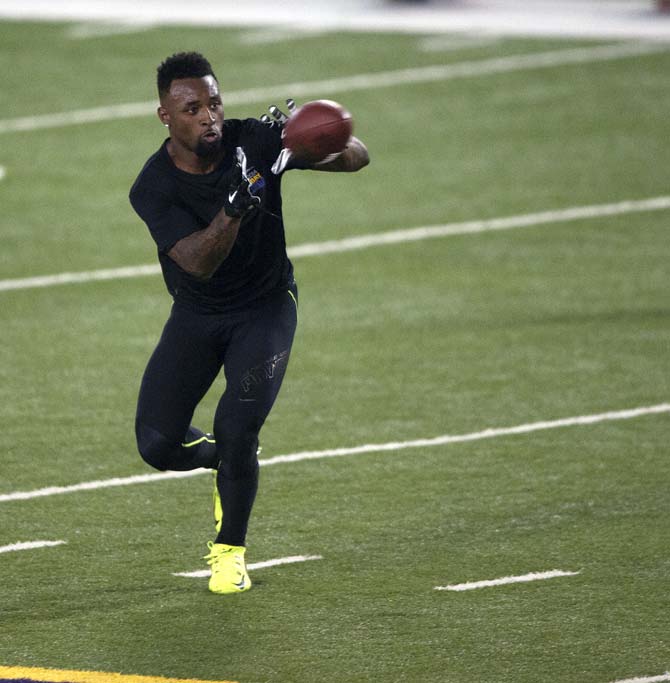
129;187;203;254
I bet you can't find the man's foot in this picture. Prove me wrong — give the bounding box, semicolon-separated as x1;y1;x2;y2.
204;542;251;594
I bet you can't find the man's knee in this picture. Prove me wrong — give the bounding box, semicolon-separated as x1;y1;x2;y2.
136;420;179;471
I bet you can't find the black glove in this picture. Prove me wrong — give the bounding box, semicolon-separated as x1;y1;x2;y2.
223;148;263;218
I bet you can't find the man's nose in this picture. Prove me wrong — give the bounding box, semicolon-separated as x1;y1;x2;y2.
204;108;215;123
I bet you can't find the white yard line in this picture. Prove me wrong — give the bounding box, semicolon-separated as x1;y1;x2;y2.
258;403;670;466
0;540;66;554
0;42;664;134
237;27;329;46
0;264;160;292
0;165;6;181
609;675;670;683
173;554;323;578
0;470;200;502
286;196;670;257
435;569;580;591
64;21;156;40
1;195;669;293
418;34;501;53
1;403;668;504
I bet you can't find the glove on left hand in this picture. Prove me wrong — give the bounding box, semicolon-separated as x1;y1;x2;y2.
261;98;345;174
260;99;297;175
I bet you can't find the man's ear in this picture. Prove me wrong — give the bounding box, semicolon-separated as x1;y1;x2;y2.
157;106;170;128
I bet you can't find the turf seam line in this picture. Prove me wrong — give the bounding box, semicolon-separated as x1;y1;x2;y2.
609;674;670;683
173;554;324;578
1;402;668;503
1;195;669;293
434;568;581;591
0;42;665;134
0;540;66;554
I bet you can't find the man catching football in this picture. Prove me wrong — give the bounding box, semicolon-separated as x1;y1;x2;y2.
129;51;369;594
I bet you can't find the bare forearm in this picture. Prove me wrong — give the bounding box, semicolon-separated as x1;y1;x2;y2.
167;209;242;280
313;136;370;172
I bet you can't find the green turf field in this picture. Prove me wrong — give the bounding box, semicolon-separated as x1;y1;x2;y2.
1;18;669;683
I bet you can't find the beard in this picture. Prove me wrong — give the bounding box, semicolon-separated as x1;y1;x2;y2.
194;136;223;160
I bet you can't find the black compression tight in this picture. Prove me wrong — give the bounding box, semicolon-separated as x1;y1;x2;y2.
135;286;298;546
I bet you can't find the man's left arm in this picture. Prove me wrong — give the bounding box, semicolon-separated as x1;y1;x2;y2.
259;102;369;174
309;136;370;173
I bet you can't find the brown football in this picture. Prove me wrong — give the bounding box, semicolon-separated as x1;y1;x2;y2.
282;99;353;163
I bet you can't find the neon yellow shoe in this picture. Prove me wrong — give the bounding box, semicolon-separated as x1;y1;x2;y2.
204;542;251;594
212;470;223;533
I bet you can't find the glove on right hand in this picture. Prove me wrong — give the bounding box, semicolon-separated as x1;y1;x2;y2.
223;149;262;218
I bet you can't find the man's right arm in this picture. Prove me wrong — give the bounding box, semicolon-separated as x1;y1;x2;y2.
165;158;260;280
167;209;242;281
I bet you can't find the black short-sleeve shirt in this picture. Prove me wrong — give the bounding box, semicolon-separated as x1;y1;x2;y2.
129;118;294;313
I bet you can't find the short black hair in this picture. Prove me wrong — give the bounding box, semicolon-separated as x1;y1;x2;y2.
157;52;218;98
